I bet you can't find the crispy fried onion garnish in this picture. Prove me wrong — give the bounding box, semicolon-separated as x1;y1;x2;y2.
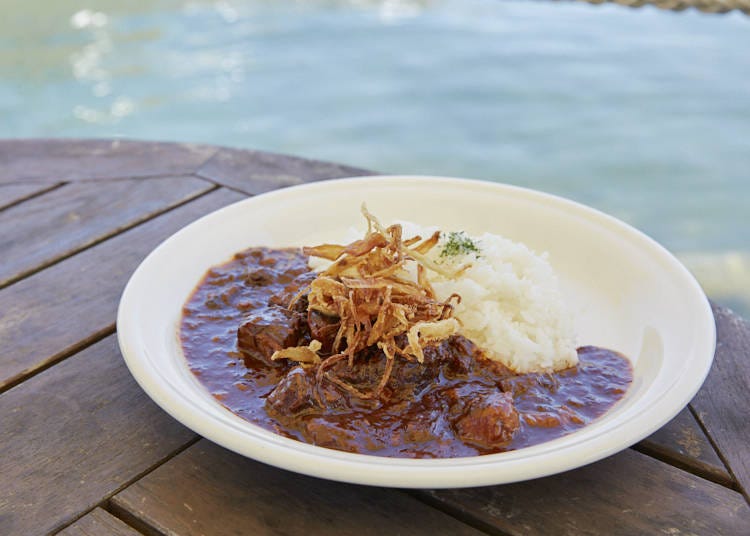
280;205;463;401
270;340;322;365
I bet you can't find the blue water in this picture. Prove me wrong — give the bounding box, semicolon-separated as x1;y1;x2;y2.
2;0;749;315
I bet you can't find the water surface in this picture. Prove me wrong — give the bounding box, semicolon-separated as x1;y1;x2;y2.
2;0;749;315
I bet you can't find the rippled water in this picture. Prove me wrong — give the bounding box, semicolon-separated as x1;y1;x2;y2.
2;0;749;316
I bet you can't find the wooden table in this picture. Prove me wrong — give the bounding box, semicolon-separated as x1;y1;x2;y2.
1;139;748;536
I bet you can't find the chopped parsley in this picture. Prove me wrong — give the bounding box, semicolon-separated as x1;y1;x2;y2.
440;231;481;258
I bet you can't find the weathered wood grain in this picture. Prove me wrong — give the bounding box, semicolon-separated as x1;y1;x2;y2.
0;139;217;182
0;176;212;287
691;304;750;502
196;146;372;194
57;508;141;536
418;448;750;536
641;407;723;466
0;188;245;391
0;336;195;536
0;182;61;211
110;440;483;536
636;407;732;486
2;138;749;536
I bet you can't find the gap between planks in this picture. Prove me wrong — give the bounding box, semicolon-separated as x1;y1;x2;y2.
0;324;115;395
0;179;219;292
42;439;743;536
4;167;739;527
103;487;503;536
191;170;268;197
632;440;737;490
689;402;750;505
404;489;512;536
0;181;235;394
45;440;744;536
51;436;202;536
407;442;742;536
105;503;170;536
72;172;218;183
0;182;66;212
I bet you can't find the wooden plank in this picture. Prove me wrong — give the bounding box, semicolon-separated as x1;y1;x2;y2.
0;336;195;536
636;407;732;486
691;304;750;502
196;146;372;195
641;407;724;467
0;188;245;390
419;448;750;536
57;508;141;536
110;440;483;536
0;139;217;182
0;182;61;211
0;176;213;287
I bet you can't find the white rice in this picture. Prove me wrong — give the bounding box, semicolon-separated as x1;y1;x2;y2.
310;222;578;373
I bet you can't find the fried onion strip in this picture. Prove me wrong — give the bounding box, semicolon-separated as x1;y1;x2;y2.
277;205;463;401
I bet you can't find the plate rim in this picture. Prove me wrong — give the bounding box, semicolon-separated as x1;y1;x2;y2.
117;174;716;488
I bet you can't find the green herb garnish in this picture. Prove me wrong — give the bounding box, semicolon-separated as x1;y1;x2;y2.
440;231;481;258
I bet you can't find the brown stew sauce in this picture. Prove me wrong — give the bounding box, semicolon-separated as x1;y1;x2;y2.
181;247;632;458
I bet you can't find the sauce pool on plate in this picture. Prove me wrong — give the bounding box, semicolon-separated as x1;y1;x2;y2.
181;247;632;458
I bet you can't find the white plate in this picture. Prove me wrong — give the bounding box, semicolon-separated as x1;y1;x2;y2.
117;176;715;488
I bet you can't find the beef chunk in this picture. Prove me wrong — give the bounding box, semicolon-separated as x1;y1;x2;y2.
325;346;439;403
385;357;440;401
237;305;305;366
307;310;339;352
266;367;319;417
453;390;520;448
289;293;309;314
